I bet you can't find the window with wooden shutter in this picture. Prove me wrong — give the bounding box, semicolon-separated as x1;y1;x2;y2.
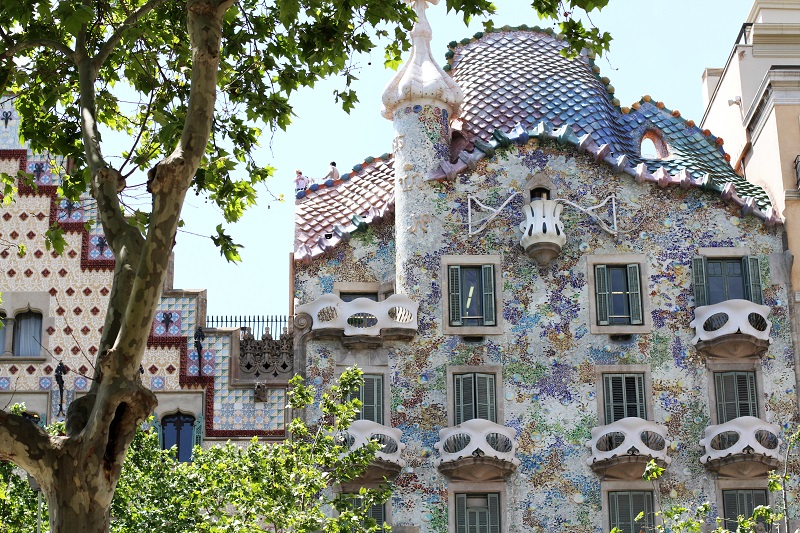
454;373;496;425
368;503;386;533
603;374;646;424
482;265;496;326
455;493;500;533
694;255;763;306
608;491;654;533
714;372;757;423
594;264;643;326
353;374;383;425
449;266;463;326
722;489;768;530
446;261;498;328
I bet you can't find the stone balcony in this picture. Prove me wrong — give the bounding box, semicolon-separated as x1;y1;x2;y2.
690;299;771;358
699;416;781;478
342;420;406;483
585;417;671;480
434;419;519;482
518;199;566;265
295;294;418;347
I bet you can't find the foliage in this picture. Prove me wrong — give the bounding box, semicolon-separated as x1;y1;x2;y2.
3;369;388;533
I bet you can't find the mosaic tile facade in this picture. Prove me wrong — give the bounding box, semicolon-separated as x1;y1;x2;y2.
295;136;800;532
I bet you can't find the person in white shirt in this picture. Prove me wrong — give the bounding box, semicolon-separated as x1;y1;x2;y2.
294;169;309;192
324;161;339;182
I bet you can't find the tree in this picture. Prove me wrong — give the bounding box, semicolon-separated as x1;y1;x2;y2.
3;369;389;533
0;0;612;531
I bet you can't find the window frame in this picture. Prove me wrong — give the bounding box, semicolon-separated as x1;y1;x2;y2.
595;365;654;425
446;366;503;427
716;479;770;529
447;482;507;533
706;359;765;425
441;255;503;336
336;365;391;427
601;480;660;533
0;292;55;361
693;247;763;307
157;410;201;462
586;255;651;335
335;493;392;533
334;281;395;302
608;490;656;533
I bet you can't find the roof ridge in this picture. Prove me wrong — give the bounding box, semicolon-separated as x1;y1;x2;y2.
444;28;731;161
295;152;393;201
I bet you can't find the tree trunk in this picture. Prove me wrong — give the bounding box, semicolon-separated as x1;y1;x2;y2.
47;486;110;533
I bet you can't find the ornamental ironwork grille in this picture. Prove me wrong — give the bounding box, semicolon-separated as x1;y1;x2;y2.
234;327;294;384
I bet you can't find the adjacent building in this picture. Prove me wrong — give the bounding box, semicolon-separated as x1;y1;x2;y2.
292;1;799;532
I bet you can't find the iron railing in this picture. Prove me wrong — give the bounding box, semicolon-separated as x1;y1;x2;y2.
795;154;800;189
205;315;290;338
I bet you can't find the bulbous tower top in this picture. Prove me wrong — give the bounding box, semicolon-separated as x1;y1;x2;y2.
381;0;464;120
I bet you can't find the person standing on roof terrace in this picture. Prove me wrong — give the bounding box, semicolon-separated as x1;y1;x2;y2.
295;169;309;192
324;161;339;182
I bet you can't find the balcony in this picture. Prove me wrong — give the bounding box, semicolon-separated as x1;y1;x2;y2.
434;419;519;482
585;417;671;480
699;416;781;478
690;300;771;358
518;199;566;265
295;294;418;347
342;420;406;483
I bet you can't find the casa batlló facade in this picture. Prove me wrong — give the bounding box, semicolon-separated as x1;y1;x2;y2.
291;2;800;532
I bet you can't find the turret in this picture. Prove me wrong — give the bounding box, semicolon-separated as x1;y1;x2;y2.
382;0;464;304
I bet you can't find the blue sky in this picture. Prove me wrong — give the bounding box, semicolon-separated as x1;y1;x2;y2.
168;0;752;318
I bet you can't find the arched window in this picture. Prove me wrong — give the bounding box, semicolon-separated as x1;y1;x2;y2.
530;187;550;201
13;311;42;357
160;412;198;462
639;130;669;159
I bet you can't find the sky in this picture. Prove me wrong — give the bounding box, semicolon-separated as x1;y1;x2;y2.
168;0;753;318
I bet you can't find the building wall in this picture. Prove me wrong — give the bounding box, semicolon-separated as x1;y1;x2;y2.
295;139;798;532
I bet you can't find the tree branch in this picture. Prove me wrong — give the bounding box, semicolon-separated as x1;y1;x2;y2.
0;410;55;480
92;0;171;74
0;39;75;61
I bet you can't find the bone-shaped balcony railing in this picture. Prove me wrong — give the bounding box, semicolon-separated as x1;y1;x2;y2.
690;299;771;346
296;294;418;336
585;417;671;466
434;419;519;468
342;419;406;467
699;416;781;465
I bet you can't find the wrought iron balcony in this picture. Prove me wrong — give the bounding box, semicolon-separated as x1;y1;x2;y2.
341;420;406;483
518;199;566;265
699;416;781;478
585;417;671;480
434;419;519;482
690;299;771;358
295;294;418;346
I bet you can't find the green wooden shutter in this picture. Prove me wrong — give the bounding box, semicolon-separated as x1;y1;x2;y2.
692;256;709;307
482;264;496;326
627;264;643;325
368;503;386;533
487;493;500;533
595;265;610;325
361;375;383;424
475;374;496;422
744;256;763;305
722;491;739;528
193;413;204;448
455;374;475;425
609;492;620;532
604;375;625;423
625;374;646;419
449;266;463;326
715;372;737;423
631;492;653;533
736;372;757;418
456;494;468;533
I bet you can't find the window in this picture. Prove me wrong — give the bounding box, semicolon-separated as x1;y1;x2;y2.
714;371;757;423
0;314;6;356
340;292;379;328
448;265;496;328
455;493;500;533
454;373;496;424
721;489;767;530
693;256;762;306
158;411;201;462
608;491;655;533
339;495;387;533
350;374;384;425
442;256;502;335
366;502;386;533
12;311;43;357
603;374;646;422
594;264;643;326
587;255;650;335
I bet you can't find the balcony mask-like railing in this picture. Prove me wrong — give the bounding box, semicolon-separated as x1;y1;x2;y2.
700;416;781;473
518;199;566;265
690;300;771;358
295;294;418;337
585;417;671;477
340;420;406;466
434;419;519;481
